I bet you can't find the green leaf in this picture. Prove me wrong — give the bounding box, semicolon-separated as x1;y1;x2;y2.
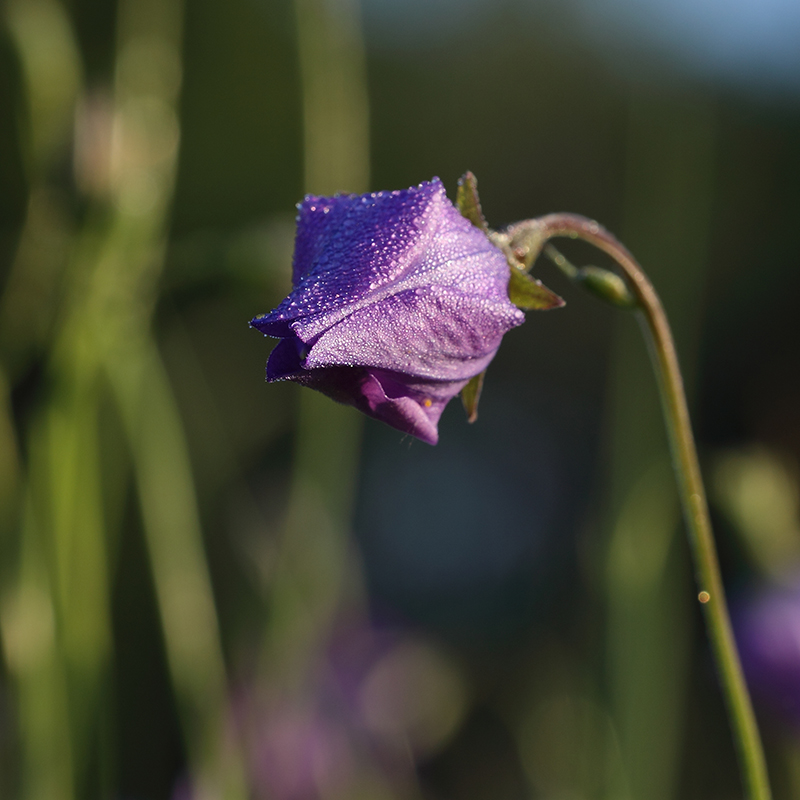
455;173;563;311
456;172;489;233
508;266;565;310
461;371;485;423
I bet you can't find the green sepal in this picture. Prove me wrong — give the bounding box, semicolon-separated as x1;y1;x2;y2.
507;265;565;310
456;172;489;233
461;371;485;423
507;221;548;271
456;172;563;311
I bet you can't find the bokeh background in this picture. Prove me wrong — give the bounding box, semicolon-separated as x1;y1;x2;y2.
1;0;800;798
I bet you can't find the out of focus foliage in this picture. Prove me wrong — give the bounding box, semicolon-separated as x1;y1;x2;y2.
1;0;799;798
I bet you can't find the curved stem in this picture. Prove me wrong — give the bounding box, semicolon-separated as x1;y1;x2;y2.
507;214;772;800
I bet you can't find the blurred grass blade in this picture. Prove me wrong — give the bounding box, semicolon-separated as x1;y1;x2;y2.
106;338;246;799
712;447;800;580
261;391;363;685
100;0;245;789
42;341;112;787
0;368;21;544
259;0;368;697
2;0;248;789
2;2;105;797
605;458;689;800
5;0;82;174
1;494;74;800
294;0;369;195
603;94;715;800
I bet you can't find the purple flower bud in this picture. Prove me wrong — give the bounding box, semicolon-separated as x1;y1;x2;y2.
251;178;525;445
735;579;800;729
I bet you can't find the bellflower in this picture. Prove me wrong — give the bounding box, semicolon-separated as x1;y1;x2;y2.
251;178;525;444
735;579;800;729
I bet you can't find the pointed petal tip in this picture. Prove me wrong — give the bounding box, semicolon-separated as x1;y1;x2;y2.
266;338;304;382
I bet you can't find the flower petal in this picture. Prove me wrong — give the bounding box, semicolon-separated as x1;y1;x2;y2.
252;178;514;340
302;284;523;381
264;355;464;445
266;336;306;381
359;372;442;445
251;180;444;336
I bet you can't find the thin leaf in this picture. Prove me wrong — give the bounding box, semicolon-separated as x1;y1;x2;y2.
456;172;489;233
508;267;565;310
461;371;485;423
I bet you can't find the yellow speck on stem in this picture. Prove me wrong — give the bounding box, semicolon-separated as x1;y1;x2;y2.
698;591;711;604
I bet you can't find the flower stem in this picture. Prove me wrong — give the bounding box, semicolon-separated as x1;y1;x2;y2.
507;214;772;800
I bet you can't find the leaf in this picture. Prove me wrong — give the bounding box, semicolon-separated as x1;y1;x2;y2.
455;175;563;311
456;172;489;233
461;371;485;423
508;266;565;310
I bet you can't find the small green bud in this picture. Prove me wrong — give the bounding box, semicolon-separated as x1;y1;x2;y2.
576;266;637;309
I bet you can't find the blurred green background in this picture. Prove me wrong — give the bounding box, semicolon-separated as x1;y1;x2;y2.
1;0;799;797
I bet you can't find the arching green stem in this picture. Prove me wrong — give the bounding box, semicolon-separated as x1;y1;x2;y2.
505;214;772;800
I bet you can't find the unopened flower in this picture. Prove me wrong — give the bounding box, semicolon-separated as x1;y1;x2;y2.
251;178;524;444
735;579;800;728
